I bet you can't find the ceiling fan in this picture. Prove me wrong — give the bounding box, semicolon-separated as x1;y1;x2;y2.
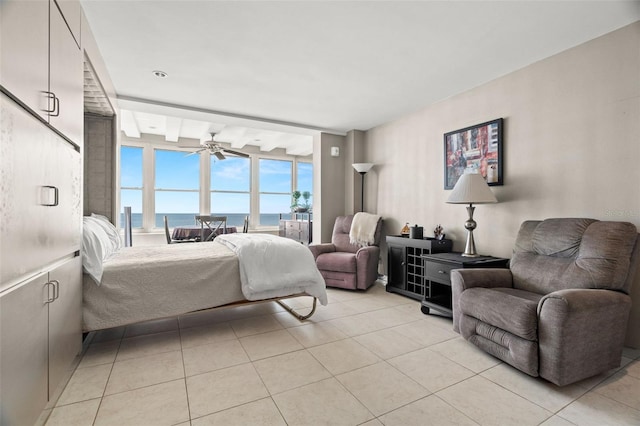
185;133;249;160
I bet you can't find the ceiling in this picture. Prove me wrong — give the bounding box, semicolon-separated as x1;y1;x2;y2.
81;1;640;154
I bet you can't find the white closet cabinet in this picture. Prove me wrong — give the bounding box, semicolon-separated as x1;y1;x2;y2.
0;257;82;426
48;0;83;146
0;272;49;426
0;0;83;146
0;0;83;424
0;94;82;289
47;256;83;401
0;0;49;122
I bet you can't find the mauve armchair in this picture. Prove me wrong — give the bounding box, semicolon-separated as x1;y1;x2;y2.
309;215;383;290
452;218;640;386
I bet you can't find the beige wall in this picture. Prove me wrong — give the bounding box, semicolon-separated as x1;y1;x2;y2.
313;130;368;243
314;133;346;243
364;22;640;346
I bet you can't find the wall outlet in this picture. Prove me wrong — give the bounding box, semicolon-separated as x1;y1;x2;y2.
330;146;340;157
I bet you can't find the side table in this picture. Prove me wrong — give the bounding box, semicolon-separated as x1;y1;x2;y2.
421;252;509;317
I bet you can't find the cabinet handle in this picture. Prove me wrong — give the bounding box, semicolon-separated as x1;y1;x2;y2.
51;95;60;117
44;281;55;303
42;91;60;116
44;280;61;303
40;186;59;206
51;280;60;301
438;270;446;274
42;91;55;113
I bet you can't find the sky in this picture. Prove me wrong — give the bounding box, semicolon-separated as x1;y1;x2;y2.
120;146;312;215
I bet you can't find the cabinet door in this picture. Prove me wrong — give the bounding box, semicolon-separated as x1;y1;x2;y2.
0;273;49;426
285;221;302;241
300;222;310;244
0;94;81;289
49;0;83;146
54;0;81;48
48;256;82;398
387;244;406;289
0;0;49;120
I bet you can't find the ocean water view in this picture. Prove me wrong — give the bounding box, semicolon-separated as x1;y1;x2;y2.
120;213;291;229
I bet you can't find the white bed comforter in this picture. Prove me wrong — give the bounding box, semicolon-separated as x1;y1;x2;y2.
215;234;328;305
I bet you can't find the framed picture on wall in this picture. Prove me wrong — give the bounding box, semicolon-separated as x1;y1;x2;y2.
444;118;504;189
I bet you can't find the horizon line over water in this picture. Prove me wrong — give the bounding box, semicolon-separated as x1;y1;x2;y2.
120;213;295;228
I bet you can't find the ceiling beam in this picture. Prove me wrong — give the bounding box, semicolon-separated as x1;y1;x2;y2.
120;110;140;138
165;116;182;142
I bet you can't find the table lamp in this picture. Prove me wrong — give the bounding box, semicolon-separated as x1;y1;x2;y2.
446;172;497;257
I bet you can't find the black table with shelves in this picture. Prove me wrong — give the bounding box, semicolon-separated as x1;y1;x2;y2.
421;252;510;316
385;236;453;300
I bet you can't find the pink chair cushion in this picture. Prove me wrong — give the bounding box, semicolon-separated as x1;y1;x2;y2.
316;252;357;273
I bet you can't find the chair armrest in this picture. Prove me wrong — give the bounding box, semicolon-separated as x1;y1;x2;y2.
356;246;381;290
355;245;378;257
451;268;514;333
537;288;631;385
308;243;336;260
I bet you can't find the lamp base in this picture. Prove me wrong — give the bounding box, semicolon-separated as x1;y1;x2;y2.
462;204;479;257
461;252;482;258
461;229;480;257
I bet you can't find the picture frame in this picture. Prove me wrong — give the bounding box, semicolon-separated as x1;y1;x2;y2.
444;118;503;189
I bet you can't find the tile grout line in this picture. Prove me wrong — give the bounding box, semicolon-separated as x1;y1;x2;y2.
177;326;194;424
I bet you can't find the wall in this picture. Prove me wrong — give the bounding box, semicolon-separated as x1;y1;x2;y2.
314;133;346;243
364;22;640;346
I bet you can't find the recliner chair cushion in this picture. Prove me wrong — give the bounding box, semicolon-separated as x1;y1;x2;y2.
459;287;543;341
316;252;357;273
511;219;638;294
459;315;540;377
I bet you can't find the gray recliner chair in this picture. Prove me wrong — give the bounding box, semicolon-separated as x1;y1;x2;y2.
309;215;383;290
452;218;640;386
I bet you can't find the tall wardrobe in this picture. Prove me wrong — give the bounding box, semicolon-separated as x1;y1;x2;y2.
0;1;85;425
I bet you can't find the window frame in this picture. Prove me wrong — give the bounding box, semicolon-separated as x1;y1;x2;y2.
257;158;293;226
118;136;312;233
153;148;201;228
210;155;252;226
119;145;144;229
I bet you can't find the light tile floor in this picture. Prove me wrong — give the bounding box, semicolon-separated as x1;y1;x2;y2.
43;284;640;426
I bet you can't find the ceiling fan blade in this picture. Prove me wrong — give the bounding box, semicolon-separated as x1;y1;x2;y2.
223;148;250;158
185;148;206;157
214;151;226;160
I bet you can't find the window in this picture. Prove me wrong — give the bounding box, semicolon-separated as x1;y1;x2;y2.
120;146;143;228
154;149;199;227
118;142;311;231
296;161;313;210
259;159;292;226
211;156;250;227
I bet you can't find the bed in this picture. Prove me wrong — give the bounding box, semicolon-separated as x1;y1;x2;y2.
82;215;327;332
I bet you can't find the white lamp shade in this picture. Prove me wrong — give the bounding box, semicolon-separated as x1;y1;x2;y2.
446;172;497;204
352;163;374;173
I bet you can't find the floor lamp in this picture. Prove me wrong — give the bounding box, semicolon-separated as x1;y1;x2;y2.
446;172;497;257
352;163;374;212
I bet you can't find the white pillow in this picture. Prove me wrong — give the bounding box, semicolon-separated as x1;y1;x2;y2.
82;216;120;284
90;213;123;252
